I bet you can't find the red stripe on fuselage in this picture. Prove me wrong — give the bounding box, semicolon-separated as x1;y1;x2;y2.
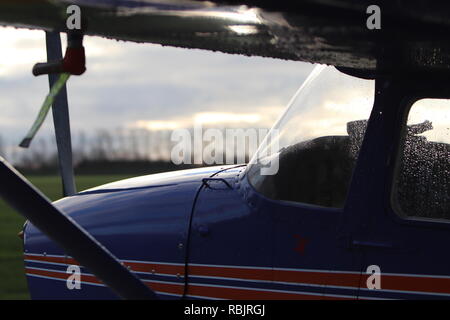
188;265;360;288
24;254;450;297
186;283;352;300
360;273;450;295
25;267;184;296
24;254;185;277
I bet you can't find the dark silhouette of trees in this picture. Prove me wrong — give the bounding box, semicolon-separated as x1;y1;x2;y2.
5;126;268;175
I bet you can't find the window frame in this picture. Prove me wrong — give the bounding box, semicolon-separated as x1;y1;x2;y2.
389;95;450;225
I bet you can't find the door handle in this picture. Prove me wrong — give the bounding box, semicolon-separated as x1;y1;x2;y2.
339;234;415;253
351;239;394;249
351;238;418;253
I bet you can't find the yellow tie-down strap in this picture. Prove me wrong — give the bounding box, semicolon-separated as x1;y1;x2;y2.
19;73;71;148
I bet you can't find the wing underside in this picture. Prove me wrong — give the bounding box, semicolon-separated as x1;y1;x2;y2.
2;0;450;71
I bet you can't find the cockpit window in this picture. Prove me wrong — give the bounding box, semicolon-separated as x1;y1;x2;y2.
246;65;374;208
394;99;450;221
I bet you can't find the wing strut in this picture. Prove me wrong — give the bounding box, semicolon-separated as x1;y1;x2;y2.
20;31;85;196
45;31;76;197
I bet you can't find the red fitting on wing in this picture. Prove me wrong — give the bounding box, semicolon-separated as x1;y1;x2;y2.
62;46;86;75
32;31;86;76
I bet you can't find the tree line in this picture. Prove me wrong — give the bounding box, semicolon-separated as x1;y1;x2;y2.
0;127;268;175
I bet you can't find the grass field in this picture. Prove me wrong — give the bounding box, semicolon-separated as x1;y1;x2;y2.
0;174;135;300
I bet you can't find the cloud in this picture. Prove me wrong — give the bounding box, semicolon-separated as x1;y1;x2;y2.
0;26;314;151
0;27;46;76
129;109;282;131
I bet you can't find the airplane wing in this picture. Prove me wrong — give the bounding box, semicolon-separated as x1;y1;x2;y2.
1;0;450;71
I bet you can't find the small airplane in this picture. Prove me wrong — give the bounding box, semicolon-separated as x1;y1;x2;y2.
0;0;449;300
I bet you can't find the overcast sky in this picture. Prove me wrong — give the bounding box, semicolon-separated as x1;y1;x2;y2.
0;26;314;150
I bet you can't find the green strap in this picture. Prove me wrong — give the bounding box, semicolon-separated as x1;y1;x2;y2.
19;73;71;148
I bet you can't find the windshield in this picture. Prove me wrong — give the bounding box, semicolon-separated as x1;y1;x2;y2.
246;65;375;208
